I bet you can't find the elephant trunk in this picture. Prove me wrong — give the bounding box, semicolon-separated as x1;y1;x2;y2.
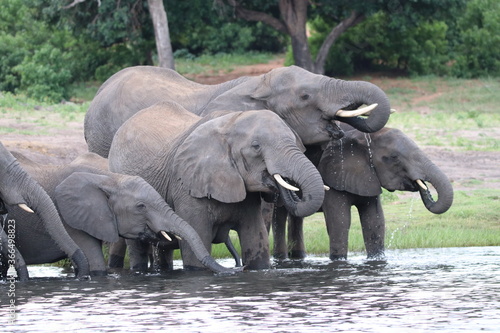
325;80;392;133
22;177;91;278
149;201;237;274
417;160;454;214
269;149;325;217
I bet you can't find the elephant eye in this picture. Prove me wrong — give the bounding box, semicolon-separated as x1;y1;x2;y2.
251;140;261;150
136;203;146;210
300;94;310;101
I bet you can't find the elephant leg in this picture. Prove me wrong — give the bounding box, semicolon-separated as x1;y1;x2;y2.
237;203;271;270
0;228;29;281
68;228;107;276
288;214;306;259
272;205;289;260
153;245;174;271
108;237;127;269
356;196;385;259
125;239;150;272
323;190;352;260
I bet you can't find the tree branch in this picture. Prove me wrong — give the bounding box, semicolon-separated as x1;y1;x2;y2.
63;0;101;9
221;0;288;34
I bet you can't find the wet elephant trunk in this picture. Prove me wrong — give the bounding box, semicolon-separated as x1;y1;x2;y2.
271;150;325;217
326;80;392;133
23;177;90;278
148;200;235;274
418;160;454;214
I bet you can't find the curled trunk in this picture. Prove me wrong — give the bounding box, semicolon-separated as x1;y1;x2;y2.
271;151;325;217
326;80;392;133
418;161;454;214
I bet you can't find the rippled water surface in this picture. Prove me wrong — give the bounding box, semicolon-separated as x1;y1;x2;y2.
2;247;499;332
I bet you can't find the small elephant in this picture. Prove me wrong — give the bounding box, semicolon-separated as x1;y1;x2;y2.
0;141;89;280
2;152;234;277
85;65;392;157
271;124;454;260
108;102;327;270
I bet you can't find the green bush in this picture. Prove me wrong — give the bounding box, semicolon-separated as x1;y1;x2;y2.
452;0;500;77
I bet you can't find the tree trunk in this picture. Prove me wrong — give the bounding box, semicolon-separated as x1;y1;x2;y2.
147;0;175;69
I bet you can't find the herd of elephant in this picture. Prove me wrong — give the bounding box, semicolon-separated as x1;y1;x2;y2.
0;65;453;281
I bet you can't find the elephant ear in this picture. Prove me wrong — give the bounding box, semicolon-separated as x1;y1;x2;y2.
173;115;246;203
319;133;382;197
54;172;119;243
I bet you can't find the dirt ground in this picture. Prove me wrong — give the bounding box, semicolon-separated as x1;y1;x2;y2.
2;58;499;192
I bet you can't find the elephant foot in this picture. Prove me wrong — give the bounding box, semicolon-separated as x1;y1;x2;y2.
289;250;306;260
273;252;288;260
90;270;108;277
130;263;149;273
330;254;347;261
108;255;125;268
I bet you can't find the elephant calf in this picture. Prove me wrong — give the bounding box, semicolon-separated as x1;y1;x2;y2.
2;152;234;278
271;124;454;260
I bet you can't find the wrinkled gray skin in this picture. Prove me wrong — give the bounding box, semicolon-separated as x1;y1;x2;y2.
0;141;89;281
2;152;234;277
271;124;454;261
108;102;326;270
85;65;392;158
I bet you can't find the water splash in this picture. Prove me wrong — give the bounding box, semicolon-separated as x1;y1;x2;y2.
386;193;417;249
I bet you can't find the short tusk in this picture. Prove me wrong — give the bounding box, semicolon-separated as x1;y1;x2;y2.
160;230;172;241
324;185;330;191
175;235;182;241
336;103;378;118
273;174;299;192
18;203;34;213
416;179;428;191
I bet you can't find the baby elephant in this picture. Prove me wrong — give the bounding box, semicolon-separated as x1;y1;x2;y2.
271;124;454;260
2;152;234;277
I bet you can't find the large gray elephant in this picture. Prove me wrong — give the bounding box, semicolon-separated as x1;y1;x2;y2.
84;65;392;157
271;124;454;260
108;102;326;270
0;141;89;280
2;152;234;277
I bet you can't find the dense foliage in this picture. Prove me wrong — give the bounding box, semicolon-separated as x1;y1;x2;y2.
0;0;498;101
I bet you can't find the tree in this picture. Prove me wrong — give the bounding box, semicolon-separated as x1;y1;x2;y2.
147;0;175;69
216;0;365;74
216;0;465;75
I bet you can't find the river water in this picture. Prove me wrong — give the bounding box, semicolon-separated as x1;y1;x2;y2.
1;246;499;332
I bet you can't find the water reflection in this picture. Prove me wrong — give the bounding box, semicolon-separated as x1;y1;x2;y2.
2;247;499;332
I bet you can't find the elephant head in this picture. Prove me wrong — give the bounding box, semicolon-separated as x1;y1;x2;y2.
206;65;392;144
171;110;326;217
54;172;234;274
319;126;453;214
0;141;90;278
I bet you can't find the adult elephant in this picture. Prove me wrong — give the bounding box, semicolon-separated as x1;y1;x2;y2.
2;152;234;277
84;65;392;157
271;124;454;261
108;102;326;270
0;141;89;280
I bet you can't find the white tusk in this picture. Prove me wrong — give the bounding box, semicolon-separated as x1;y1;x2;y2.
18;203;34;213
273;174;299;192
324;185;330;191
175;235;182;241
160;230;172;241
390;108;397;113
336;103;378;117
416;179;428;190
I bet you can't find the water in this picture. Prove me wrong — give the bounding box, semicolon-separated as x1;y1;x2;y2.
2;247;499;332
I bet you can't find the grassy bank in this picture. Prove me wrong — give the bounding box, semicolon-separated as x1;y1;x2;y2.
1;54;499;263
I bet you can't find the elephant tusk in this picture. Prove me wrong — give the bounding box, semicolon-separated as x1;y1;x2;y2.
416;179;428;191
324;185;330;191
336;103;378;118
175;235;182;241
273;174;299;192
161;230;172;241
18;203;34;213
